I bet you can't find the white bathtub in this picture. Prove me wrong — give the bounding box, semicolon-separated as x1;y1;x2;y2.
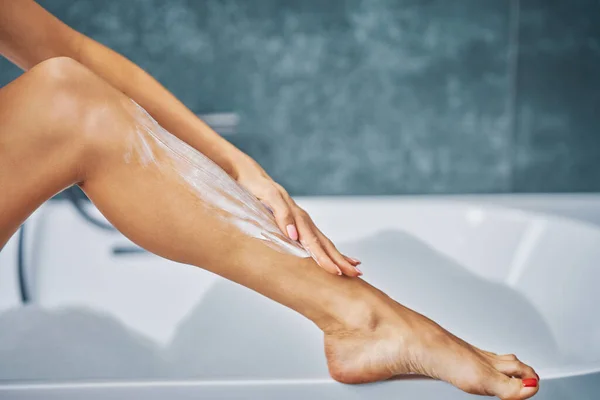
0;194;599;399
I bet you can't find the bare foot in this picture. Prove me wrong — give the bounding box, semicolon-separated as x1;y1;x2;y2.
322;294;539;400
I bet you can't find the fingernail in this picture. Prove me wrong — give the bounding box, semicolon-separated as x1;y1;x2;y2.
349;257;361;265
286;224;299;241
336;266;342;276
522;378;537;388
355;266;363;275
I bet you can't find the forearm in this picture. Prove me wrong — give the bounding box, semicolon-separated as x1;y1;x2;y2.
75;37;246;176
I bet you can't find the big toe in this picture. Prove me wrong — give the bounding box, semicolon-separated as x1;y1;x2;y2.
488;371;539;400
494;359;538;381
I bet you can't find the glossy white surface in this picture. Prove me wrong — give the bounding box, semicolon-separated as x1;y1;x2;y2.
0;195;599;399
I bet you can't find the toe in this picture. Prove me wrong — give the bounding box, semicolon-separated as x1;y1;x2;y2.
472;347;516;362
488;371;539;400
476;348;501;360
494;360;537;380
496;353;519;361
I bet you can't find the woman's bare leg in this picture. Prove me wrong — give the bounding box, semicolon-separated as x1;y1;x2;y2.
0;57;538;400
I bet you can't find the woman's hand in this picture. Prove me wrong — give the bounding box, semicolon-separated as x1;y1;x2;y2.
233;156;362;277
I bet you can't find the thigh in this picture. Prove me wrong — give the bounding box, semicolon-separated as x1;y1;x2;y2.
0;58;87;246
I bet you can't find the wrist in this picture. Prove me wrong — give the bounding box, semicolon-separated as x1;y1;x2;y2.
189;123;265;182
227;151;267;182
200;138;248;179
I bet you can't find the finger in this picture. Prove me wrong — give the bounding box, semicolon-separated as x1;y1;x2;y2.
343;255;362;266
260;201;274;215
296;218;341;275
262;189;298;240
304;238;342;275
284;200;346;276
286;205;361;276
316;230;362;277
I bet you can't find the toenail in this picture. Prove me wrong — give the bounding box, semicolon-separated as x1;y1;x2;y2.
522;378;537;387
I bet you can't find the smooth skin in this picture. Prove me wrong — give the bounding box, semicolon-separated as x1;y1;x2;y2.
0;2;539;400
0;0;360;277
0;57;539;400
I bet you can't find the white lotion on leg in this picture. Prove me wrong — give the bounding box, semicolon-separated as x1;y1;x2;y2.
124;100;309;258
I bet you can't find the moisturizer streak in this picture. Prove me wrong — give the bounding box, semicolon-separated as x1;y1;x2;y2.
124;100;309;258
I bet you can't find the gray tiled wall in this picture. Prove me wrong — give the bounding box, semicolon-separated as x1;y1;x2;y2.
515;0;600;192
0;0;598;195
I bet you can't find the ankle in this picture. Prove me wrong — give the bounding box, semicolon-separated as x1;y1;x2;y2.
309;282;387;335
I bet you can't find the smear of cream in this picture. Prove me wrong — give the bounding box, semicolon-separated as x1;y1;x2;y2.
123;100;309;258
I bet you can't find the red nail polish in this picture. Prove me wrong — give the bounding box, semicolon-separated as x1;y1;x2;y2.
522;378;537;388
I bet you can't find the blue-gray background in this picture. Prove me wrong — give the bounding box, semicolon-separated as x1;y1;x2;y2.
1;0;598;195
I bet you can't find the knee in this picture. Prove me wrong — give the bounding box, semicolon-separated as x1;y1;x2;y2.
26;57;124;160
30;57;92;92
26;58;92;134
30;57;118;134
27;57;87;113
33;56;84;77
